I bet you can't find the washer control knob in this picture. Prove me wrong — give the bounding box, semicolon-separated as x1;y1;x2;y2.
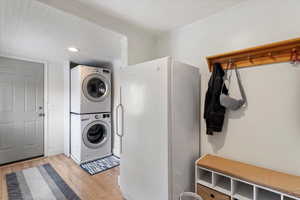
95;115;99;119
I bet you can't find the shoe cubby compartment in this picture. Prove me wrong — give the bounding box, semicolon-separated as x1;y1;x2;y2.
232;180;254;200
197;167;212;186
255;187;281;200
212;173;231;195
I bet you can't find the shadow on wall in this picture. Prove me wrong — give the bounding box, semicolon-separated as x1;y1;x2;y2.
208;106;247;153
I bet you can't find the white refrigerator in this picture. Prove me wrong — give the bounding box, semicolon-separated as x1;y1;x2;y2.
116;57;200;200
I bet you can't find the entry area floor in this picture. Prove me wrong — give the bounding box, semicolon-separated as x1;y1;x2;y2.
0;154;123;200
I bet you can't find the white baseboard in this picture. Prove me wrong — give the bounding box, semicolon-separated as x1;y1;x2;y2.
47;148;64;156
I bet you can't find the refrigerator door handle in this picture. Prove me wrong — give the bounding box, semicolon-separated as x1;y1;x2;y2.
116;104;123;137
120;103;124;154
120;104;124;137
116;87;124;154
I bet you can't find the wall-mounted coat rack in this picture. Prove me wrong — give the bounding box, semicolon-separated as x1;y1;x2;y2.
206;38;300;72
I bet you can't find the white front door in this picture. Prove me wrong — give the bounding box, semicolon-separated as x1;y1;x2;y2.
0;57;44;165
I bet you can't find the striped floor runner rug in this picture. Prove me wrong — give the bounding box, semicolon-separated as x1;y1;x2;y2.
6;163;80;200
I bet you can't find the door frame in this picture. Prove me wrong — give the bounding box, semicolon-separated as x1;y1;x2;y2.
0;53;49;156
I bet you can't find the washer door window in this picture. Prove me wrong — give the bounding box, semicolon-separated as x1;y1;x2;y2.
83;121;108;149
83;74;110;102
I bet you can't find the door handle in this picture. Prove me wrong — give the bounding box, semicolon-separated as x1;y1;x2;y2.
116;87;124;154
116;104;122;137
116;103;124;154
116;104;124;137
120;104;124;137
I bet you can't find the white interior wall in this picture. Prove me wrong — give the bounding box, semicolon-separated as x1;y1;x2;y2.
156;0;300;176
47;62;65;155
63;61;71;156
36;0;157;65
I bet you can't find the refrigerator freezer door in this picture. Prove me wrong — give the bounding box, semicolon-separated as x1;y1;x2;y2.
120;58;170;200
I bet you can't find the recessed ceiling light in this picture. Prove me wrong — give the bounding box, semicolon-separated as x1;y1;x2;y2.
68;47;79;52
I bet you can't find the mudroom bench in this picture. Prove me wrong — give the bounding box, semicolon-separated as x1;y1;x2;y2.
195;154;300;200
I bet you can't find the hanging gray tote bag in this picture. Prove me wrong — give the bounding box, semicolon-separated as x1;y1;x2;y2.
220;67;247;110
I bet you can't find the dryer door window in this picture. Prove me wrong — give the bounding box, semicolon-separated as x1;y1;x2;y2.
87;78;106;98
83;74;110;102
83;121;108;149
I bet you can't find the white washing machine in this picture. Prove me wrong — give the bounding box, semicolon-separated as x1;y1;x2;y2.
71;65;111;114
71;113;112;164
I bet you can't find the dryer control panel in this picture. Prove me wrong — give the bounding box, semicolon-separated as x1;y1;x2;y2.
94;113;110;119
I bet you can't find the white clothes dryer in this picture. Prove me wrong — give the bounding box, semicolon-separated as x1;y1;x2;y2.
71;65;111;114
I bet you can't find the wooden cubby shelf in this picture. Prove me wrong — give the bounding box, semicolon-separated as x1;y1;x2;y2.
206;37;300;72
195;154;300;200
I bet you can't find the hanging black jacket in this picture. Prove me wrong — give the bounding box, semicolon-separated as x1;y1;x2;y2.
204;63;228;135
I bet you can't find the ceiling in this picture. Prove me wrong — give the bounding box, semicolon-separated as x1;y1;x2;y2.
74;0;245;33
0;0;126;64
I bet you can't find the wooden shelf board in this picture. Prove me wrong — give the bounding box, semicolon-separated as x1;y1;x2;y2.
206;37;300;72
197;154;300;198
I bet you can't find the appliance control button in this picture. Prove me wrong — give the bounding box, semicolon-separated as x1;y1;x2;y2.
103;114;110;118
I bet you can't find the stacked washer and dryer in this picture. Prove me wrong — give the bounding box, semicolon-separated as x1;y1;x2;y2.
70;65;112;164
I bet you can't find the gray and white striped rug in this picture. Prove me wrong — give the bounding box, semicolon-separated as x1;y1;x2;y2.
6;163;80;200
80;155;120;175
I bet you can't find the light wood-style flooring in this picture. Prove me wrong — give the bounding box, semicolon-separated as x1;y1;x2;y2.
0;154;123;200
